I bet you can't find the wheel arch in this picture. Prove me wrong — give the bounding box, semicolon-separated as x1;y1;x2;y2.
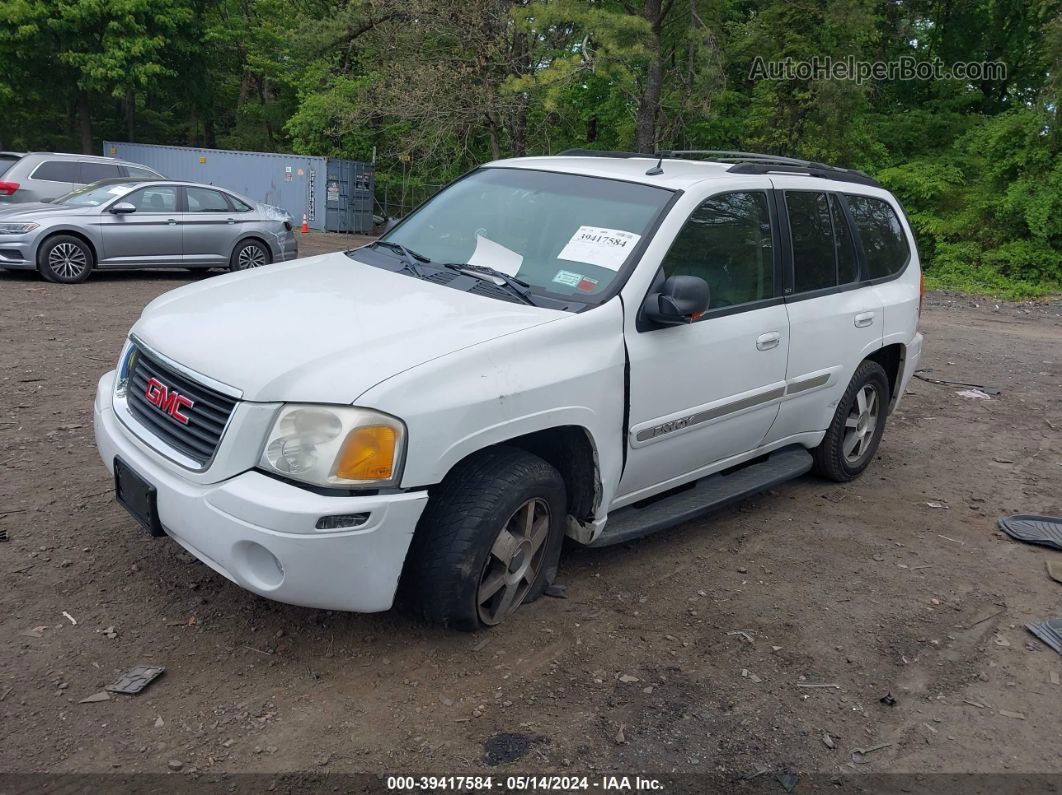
230;235;273;264
37;229;98;269
866;342;904;411
424;424;602;527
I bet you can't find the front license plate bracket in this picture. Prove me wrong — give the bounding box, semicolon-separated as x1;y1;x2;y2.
114;458;166;537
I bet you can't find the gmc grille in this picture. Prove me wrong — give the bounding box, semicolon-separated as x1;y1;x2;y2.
127;346;238;466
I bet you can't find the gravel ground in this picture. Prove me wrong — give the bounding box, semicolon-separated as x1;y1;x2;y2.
1;236;1060;788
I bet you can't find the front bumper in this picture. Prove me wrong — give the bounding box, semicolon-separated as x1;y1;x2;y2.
0;234;35;269
94;370;428;612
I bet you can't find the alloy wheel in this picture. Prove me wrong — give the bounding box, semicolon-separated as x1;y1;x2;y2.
48;242;88;280
843;384;880;463
477;497;551;626
237;244;267;269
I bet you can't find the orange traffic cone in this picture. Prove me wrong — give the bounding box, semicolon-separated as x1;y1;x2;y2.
300;214;309;234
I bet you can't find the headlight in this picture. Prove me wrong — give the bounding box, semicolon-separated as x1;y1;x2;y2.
0;222;39;234
113;339;136;400
259;404;406;488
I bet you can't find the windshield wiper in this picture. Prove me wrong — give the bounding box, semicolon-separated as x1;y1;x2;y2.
369;240;430;278
443;263;537;305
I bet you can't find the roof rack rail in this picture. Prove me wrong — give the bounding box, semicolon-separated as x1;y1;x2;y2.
553;147;881;188
725;162;881;188
656;149;881;188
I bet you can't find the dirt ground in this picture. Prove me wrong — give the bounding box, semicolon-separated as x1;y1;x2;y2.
1;232;1060;789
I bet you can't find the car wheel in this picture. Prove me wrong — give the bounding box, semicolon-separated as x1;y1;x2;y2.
38;235;93;284
401;446;567;631
229;239;271;271
812;359;891;482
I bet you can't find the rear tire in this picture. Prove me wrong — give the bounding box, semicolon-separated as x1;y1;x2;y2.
229;239;271;271
812;359;890;482
400;446;567;631
38;235;93;284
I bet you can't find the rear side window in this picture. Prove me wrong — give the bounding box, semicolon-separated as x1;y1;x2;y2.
785;191;835;293
32;160;81;183
230;196;253;212
79;162;122;183
846;195;909;278
829;194;859;284
186;187;230;212
661;191;775;310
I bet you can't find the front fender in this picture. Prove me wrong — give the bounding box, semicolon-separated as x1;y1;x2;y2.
356;300;628;507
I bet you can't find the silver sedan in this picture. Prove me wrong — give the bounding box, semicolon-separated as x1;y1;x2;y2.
0;179;298;284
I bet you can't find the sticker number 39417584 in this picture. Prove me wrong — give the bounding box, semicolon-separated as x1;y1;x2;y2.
557;226;641;271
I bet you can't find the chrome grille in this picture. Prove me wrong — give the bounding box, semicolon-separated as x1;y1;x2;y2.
126;346;238;465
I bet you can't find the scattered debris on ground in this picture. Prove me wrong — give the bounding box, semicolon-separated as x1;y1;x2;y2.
106;666;165;695
482;733;548;766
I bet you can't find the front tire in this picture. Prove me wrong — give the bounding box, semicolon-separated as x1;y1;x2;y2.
229;239;271;271
401;446;567;631
812;359;890;482
38;235;93;284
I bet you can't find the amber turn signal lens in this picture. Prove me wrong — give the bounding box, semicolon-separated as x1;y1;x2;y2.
334;426;397;481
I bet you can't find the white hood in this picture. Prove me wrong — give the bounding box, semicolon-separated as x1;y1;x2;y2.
131;253;562;403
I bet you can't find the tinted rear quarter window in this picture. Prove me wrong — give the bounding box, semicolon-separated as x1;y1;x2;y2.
846;195;909;278
79;162;122;183
32;160;81;183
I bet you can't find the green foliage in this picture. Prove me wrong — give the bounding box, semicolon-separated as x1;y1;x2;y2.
878;108;1061;295
0;0;1058;297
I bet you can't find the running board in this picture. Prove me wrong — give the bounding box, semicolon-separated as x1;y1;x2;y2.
590;446;813;547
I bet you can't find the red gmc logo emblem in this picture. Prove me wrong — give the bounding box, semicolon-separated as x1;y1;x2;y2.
144;377;194;425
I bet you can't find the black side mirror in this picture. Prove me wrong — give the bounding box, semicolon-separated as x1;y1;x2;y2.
643;275;710;326
110;202;136;214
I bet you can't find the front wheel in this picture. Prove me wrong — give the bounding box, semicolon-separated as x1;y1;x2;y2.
38;235;93;284
229;239;271;271
812;359;890;482
400;446;567;631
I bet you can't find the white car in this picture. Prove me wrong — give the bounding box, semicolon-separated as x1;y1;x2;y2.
94;150;924;630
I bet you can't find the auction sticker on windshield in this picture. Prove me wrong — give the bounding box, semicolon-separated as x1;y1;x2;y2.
558;226;641;270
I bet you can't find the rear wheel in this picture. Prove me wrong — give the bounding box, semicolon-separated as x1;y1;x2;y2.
401;446;567;631
38;235;93;284
812;359;890;482
229;239;271;271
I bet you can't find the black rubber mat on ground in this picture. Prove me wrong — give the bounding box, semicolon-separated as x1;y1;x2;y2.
1026;618;1062;655
997;515;1062;552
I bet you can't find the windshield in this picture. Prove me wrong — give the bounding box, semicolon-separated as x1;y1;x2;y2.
380;168;673;302
53;181;138;207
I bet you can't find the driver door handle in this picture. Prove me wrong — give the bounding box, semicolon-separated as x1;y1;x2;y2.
756;332;781;351
167;218;177;225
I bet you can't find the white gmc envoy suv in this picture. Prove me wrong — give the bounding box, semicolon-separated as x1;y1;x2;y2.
94;150;924;630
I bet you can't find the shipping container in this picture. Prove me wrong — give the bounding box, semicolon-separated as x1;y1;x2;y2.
103;142;374;233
